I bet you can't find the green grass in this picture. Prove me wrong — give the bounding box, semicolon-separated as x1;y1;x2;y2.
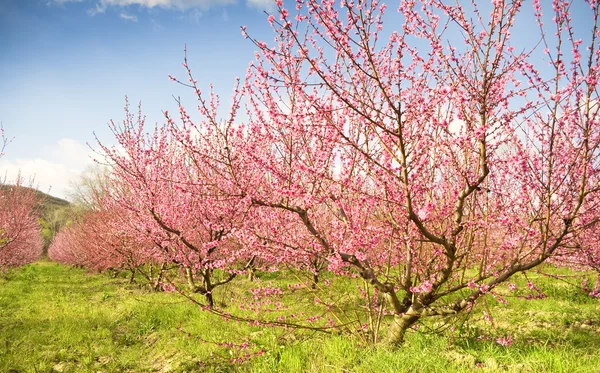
0;262;599;372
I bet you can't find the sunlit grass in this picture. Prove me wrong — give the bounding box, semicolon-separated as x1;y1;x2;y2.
0;261;598;372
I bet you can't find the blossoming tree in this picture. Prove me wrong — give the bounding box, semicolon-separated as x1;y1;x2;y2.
0;128;43;270
231;0;600;343
75;0;600;345
95;100;257;308
0;178;43;270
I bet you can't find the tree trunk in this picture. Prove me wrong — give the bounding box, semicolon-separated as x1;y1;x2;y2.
386;311;420;346
204;290;214;309
311;273;319;289
202;271;214;309
128;269;136;284
185;267;197;292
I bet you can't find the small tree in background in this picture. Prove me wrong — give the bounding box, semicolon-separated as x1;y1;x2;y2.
92;101;257;308
0;179;43;270
0;127;43;270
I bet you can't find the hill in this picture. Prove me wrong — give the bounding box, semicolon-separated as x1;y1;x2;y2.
0;184;71;211
35;189;71;212
1;184;73;253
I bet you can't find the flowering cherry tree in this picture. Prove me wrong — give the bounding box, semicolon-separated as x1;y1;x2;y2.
0;178;44;270
558;191;600;297
0;128;43;270
230;0;600;344
95;100;257;308
48;205;152;279
48;169;177;288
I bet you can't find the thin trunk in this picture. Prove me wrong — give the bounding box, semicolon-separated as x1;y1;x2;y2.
152;263;167;291
203;271;214;309
184;267;215;308
185;267;197;292
311;272;319;289
205;290;214;309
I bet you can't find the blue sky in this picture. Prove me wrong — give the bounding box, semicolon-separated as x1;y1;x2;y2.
0;0;275;199
0;0;596;199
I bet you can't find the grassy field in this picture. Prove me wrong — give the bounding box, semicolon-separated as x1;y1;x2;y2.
0;261;599;372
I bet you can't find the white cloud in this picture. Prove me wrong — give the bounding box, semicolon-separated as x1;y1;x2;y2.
87;3;106;15
49;0;85;4
119;12;138;21
55;0;274;15
150;17;164;30
183;8;203;23
246;0;275;11
221;9;229;21
448;119;465;135
86;0;237;14
0;138;95;200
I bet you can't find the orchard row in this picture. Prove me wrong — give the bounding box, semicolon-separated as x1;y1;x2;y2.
5;0;600;345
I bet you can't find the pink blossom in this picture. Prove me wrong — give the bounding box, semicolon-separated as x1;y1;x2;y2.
496;336;513;346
